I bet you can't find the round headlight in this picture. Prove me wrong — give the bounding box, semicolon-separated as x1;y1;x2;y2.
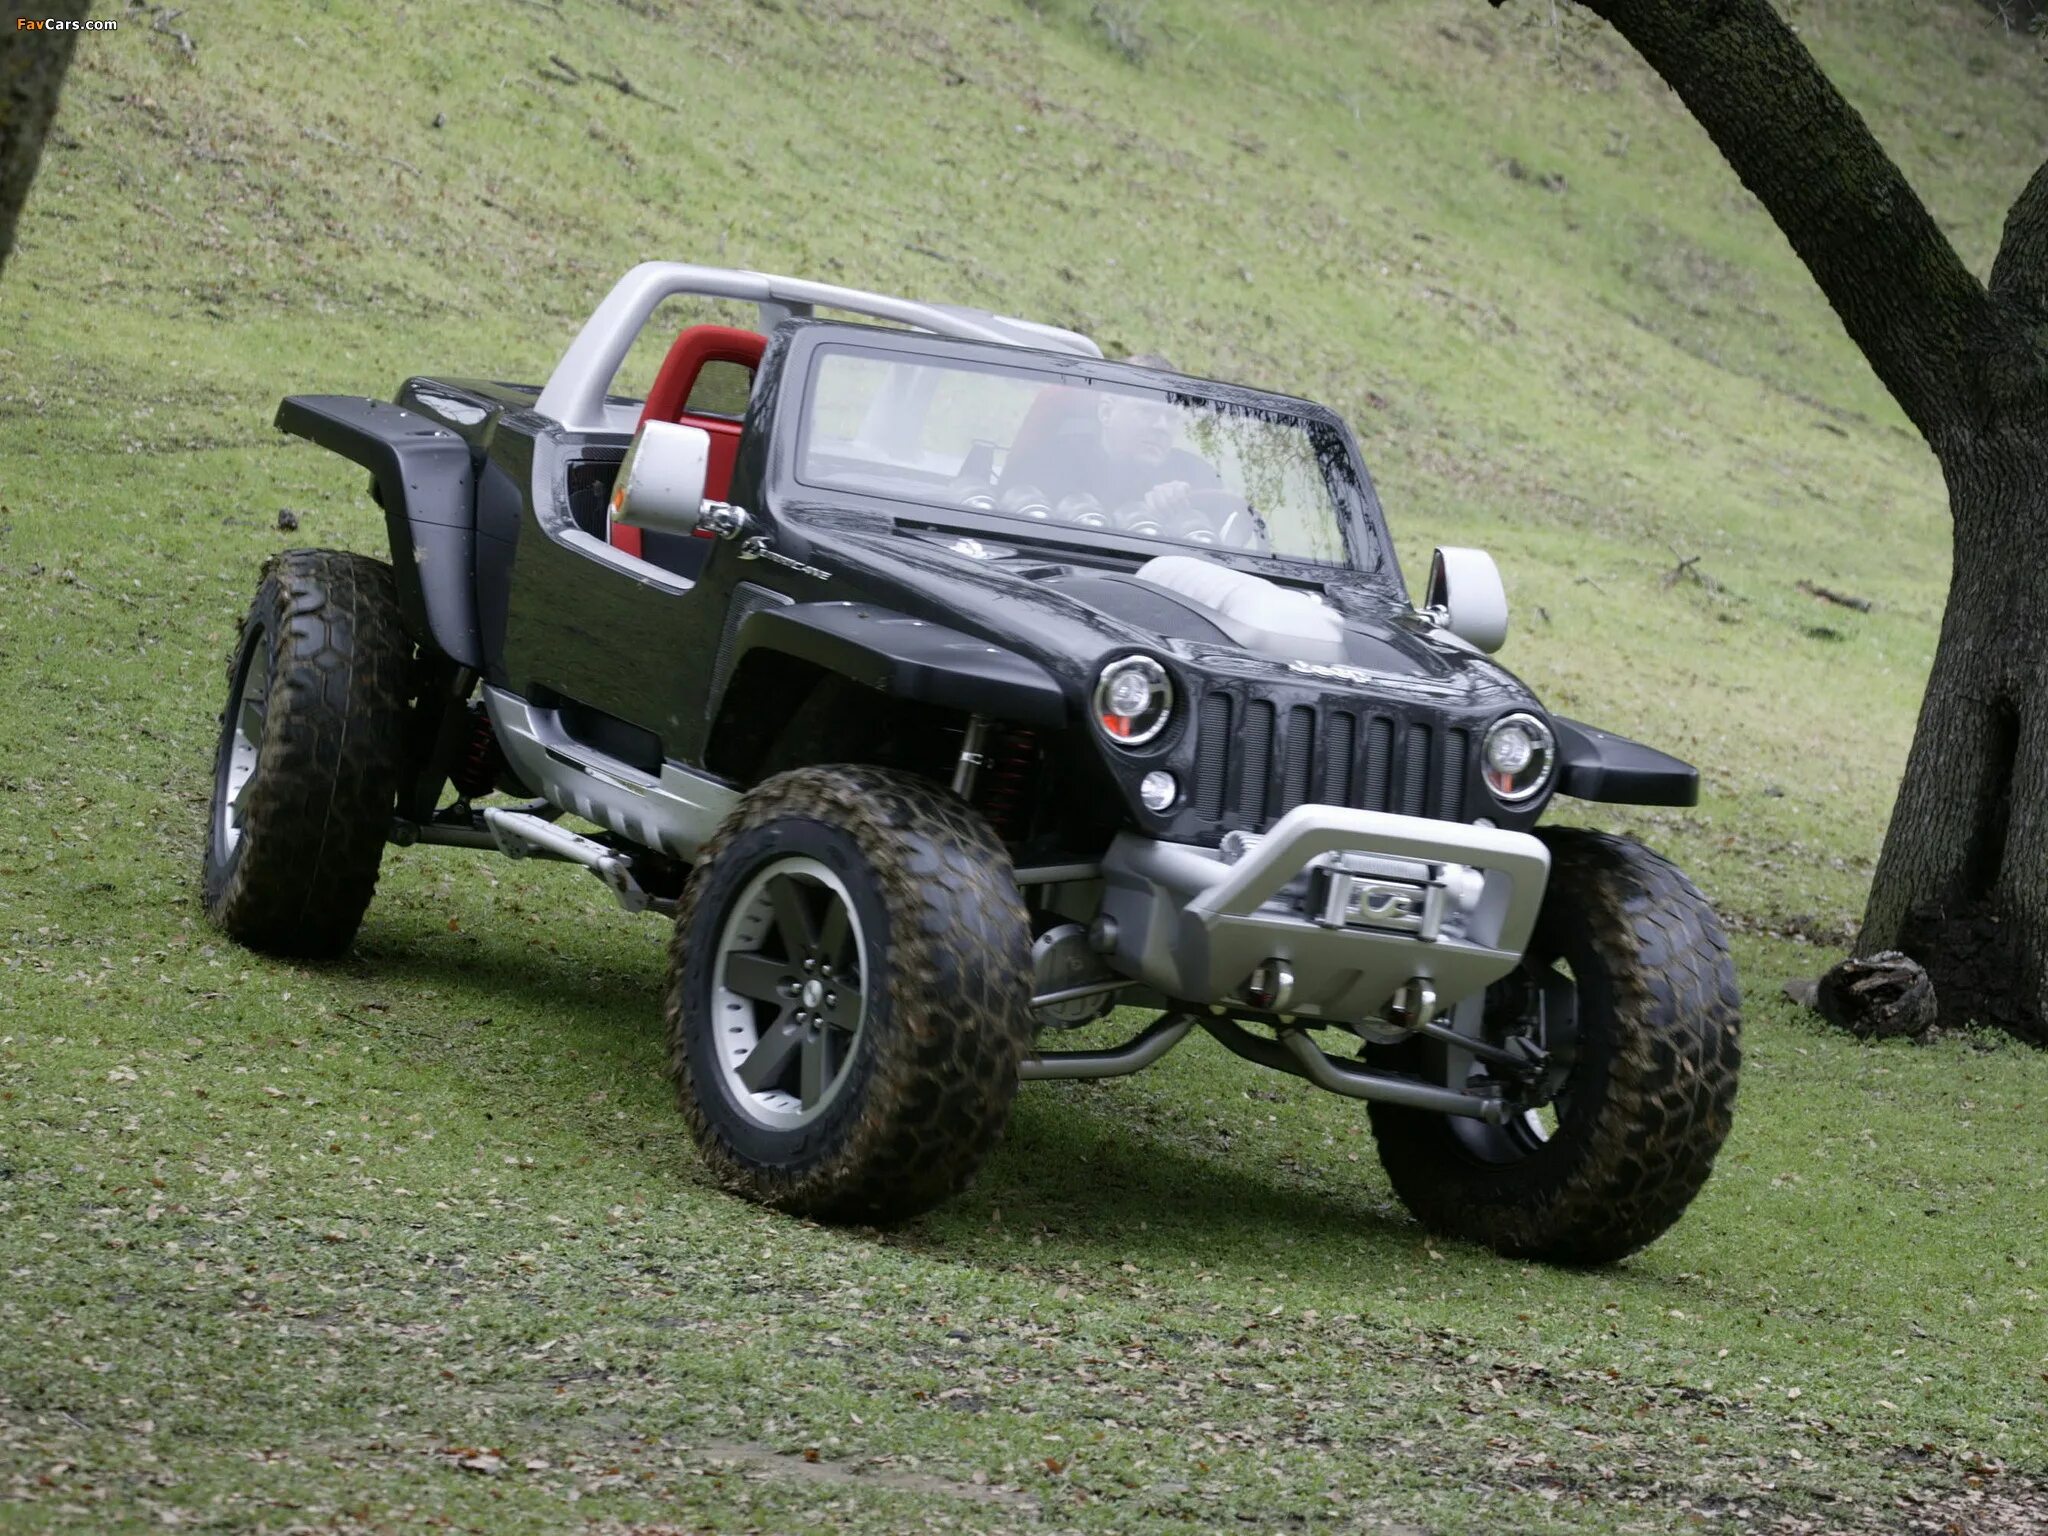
1139;770;1179;811
1094;656;1173;748
1483;713;1555;803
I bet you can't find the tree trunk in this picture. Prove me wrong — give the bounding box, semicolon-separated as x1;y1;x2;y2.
0;0;90;280
1862;443;2048;1041
1486;0;2048;1039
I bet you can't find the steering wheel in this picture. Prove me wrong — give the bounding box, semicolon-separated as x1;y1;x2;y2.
1113;487;1267;552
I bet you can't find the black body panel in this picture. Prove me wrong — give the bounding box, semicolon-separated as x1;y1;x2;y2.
1553;717;1701;807
734;603;1067;727
275;394;482;669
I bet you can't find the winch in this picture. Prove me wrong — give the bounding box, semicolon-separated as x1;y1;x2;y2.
1303;850;1486;941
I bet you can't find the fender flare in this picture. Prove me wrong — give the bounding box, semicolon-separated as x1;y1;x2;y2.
274;394;482;669
732;601;1068;727
1552;716;1700;807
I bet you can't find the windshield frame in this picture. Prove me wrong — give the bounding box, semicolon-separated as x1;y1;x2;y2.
766;321;1402;590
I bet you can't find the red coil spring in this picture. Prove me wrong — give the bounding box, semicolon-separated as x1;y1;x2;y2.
976;727;1038;843
450;709;500;799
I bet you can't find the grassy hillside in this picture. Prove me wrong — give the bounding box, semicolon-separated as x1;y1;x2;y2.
2;2;2044;1531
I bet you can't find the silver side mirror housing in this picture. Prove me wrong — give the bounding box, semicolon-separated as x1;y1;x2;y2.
1423;546;1509;654
610;420;750;539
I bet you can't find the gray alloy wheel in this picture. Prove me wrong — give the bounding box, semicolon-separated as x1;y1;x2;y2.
709;855;868;1132
214;635;271;861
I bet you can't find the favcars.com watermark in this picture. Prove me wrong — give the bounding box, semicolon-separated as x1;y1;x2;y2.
17;15;120;28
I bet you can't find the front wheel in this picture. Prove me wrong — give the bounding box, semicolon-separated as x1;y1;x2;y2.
1369;829;1742;1265
665;766;1035;1224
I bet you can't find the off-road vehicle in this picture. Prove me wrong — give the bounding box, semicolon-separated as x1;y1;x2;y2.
206;263;1740;1263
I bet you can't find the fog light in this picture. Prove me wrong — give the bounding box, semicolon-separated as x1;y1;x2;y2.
1482;712;1555;803
1139;770;1178;811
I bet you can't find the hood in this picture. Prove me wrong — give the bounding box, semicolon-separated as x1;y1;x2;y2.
798;517;1529;708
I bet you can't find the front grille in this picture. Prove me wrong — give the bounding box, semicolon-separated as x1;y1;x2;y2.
1190;691;1472;829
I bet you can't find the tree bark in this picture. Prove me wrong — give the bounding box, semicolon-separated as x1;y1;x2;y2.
1;0;89;280
1864;447;2048;1043
1488;0;2048;1038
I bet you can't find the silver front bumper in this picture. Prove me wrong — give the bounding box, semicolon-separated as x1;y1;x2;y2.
1097;805;1550;1024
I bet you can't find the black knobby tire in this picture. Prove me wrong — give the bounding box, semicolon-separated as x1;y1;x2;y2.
1369;829;1742;1265
202;550;412;958
666;765;1034;1224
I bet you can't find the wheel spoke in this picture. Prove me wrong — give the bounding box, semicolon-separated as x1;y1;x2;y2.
799;1027;834;1107
767;874;820;954
236;691;266;745
723;950;792;1005
817;899;852;969
737;1014;804;1092
821;987;861;1030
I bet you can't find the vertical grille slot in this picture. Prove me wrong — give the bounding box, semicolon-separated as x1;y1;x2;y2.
1361;716;1394;812
1399;722;1433;817
1236;700;1275;822
1194;692;1232;819
1321;712;1355;807
1440;727;1469;822
1280;705;1315;814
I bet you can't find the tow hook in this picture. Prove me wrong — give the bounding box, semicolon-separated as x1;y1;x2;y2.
1244;959;1296;1012
1386;977;1439;1030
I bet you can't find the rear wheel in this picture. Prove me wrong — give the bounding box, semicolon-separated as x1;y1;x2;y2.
202;551;412;957
666;766;1034;1223
1369;829;1742;1265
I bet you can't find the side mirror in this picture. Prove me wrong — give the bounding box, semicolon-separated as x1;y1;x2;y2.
610;420;713;536
1424;546;1508;654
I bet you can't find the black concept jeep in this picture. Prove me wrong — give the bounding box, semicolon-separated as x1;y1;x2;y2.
205;262;1740;1263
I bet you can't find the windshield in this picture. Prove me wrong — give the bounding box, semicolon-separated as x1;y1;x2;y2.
797;346;1362;565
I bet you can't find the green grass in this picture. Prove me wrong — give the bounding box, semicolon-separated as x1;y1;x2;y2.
3;0;2046;1529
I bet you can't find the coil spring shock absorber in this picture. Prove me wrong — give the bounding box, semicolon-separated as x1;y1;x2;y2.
449;706;502;800
975;727;1038;844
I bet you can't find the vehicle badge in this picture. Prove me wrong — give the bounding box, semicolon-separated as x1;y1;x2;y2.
951;538;995;560
1287;659;1377;686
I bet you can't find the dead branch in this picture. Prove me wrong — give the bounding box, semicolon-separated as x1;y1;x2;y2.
1660;549;1718;593
1796;578;1873;612
597;68;674;111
